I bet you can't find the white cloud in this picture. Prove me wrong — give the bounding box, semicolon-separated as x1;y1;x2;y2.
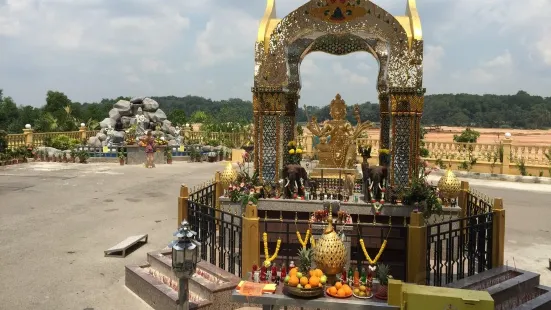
193;8;258;67
458;50;514;84
332;63;369;85
423;45;445;73
0;0;190;54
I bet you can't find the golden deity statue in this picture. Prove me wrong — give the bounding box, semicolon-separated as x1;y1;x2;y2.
307;94;372;170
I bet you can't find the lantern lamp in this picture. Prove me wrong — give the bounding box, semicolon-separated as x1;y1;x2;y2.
169;220;201;310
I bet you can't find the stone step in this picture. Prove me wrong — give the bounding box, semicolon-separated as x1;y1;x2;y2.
446;266;548;309
512;286;551;310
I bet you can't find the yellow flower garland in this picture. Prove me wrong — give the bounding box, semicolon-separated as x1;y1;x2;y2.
310;236;316;248
359;239;387;265
263;232;281;267
296;229;311;249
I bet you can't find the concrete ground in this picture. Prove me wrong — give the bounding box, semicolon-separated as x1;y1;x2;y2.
0;162;549;310
0;161;225;310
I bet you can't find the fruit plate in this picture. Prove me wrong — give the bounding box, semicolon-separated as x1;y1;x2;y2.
326;289;352;299
353;292;374;299
284;284;324;298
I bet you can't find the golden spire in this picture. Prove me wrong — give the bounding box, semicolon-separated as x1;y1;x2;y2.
324;204;334;234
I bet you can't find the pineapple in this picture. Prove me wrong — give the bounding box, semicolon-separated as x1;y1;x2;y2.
376;263;390;286
297;248;313;275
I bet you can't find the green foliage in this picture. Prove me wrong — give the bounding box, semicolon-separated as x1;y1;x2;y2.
190;111;209;124
2;89;551;136
453;128;481;143
402;174;443;219
167;110;186;126
75;149;89;163
44;135;81;150
516;158;528;176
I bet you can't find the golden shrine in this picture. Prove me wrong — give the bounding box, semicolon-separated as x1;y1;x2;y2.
307;93;371;178
252;0;425;193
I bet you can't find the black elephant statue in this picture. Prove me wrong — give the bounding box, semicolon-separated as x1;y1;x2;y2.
360;146;388;202
282;164;308;198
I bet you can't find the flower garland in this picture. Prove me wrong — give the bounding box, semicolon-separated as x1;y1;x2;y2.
263;232;281;267
296;229;311;249
310;236;316;248
359;239;388;265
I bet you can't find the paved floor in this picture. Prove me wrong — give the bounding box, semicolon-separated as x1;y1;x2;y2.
0;162;226;310
0;163;549;310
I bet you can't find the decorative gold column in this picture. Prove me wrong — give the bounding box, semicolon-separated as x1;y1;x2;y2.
252;87;297;181
378;91;390;150
389;87;425;194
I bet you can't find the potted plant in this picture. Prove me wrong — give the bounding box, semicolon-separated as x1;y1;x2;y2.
69;149;76;163
77;150;89;163
218;149;224;161
378;149;390;167
165;148;173;164
374;263;391;300
62;152;68;163
208;151;217;162
118;151;125;165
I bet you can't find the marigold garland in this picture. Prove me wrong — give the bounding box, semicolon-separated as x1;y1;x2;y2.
263;232;281;267
296;229;311;249
359;239;387;265
310;236;316;248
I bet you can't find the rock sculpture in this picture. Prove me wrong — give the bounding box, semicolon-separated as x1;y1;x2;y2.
87;97;180;147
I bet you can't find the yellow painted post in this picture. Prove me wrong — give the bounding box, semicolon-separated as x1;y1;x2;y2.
501;138;512;174
23;127;33;146
407;211;427;284
178;184;189;228
79;125;87;143
242;203;260;274
458;181;469;218
492;198;505;267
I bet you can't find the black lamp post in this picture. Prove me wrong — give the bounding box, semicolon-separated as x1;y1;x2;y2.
169;220;201;310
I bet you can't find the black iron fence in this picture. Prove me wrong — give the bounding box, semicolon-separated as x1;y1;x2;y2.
426;191;494;286
188;184;243;277
259;217;408;280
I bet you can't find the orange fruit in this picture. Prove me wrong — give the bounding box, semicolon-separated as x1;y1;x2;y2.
300;277;309;286
328;286;337;295
343;284;350;290
289;268;298;277
305;284;312;289
335;282;343;290
309;276;320;287
309;270;315;277
288;275;299;287
315;269;323;277
337;288;346;297
344;286;352;295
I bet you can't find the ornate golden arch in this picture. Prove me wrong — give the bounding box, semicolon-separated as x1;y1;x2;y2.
253;0;425;193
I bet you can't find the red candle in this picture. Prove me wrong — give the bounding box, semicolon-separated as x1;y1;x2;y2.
271;265;277;279
341;269;347;282
280;266;287;278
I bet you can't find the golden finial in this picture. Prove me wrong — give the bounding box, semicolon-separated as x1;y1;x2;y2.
324;204;334;234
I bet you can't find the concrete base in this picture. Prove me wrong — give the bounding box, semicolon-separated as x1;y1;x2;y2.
127;145;166;165
125;249;241;310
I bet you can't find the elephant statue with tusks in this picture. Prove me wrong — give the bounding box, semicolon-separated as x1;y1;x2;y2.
282;164;308;198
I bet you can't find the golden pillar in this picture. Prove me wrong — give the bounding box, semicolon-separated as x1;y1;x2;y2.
492;198;505;267
379;91;391;150
407;211;427;284
242;203;260;272
252;88;297;181
389;87;425;194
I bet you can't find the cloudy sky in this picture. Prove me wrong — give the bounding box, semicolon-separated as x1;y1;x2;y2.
1;0;550;108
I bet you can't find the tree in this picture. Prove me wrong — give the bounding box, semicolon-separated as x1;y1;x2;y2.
453;128;481;143
190;110;209;124
167;110;186;126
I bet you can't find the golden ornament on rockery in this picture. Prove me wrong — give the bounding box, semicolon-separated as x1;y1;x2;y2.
221;162;237;188
437;169;461;206
312;206;346;284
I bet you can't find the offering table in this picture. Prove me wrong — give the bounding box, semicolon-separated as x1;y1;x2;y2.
232;287;398;310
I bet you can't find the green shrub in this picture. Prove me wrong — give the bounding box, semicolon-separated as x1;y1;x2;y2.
44;135;81;150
